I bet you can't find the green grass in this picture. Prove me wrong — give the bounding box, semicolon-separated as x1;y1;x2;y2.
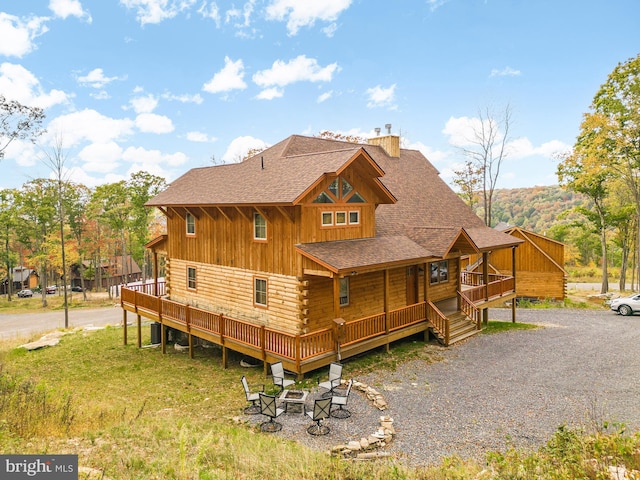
0;291;114;314
482;320;539;334
0;324;639;479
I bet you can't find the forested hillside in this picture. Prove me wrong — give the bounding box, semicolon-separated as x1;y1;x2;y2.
487;185;591;234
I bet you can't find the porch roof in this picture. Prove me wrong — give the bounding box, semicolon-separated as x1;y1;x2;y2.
296;235;434;275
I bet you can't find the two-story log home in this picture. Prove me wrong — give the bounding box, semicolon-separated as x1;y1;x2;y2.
121;130;522;376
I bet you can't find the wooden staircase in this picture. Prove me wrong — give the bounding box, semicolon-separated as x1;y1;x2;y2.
443;311;481;345
431;297;482;346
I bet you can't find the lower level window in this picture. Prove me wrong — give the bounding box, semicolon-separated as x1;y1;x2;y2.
430;260;449;284
339;277;349;306
187;267;197;290
254;278;268;307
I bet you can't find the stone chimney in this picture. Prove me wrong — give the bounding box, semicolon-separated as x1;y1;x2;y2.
368;123;400;158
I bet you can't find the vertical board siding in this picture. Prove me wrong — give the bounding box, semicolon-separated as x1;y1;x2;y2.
166;206;301;277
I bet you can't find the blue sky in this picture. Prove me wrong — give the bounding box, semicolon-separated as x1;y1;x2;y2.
0;0;638;191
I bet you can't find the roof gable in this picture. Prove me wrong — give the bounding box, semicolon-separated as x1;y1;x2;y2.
146;136;394;208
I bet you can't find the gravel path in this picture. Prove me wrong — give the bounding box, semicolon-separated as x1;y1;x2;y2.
249;308;640;467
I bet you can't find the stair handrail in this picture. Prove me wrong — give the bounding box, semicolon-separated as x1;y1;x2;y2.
459;290;481;330
426;301;449;345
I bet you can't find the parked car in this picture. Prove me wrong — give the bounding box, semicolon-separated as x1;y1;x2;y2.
608;294;640;316
71;285;84;292
46;286;57;294
17;289;33;298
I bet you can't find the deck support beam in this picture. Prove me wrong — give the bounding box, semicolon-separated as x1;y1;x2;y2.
137;313;142;348
512;246;517;323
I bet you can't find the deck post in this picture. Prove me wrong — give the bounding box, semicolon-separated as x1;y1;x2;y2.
137;313;142;348
123;308;127;345
512;246;517;323
186;305;193;359
220;314;227;369
482;252;489;326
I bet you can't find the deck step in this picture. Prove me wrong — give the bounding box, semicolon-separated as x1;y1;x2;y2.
432;311;481;346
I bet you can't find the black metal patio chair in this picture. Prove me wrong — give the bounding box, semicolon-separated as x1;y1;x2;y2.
258;393;285;432
241;376;263;414
305;397;332;436
330;378;353;418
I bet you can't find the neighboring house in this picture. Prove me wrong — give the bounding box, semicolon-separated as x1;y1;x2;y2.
463;223;567;301
123;131;522;376
1;266;39;294
70;256;142;290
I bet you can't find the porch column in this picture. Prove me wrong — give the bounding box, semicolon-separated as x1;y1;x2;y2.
333;275;341;319
456;257;462;310
384;269;390;353
512;246;517;323
482;252;489;325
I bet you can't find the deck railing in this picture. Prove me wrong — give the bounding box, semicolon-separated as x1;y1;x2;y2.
121;288;431;370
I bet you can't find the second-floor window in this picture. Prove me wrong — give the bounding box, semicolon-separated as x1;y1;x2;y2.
186;212;196;235
254;212;266;240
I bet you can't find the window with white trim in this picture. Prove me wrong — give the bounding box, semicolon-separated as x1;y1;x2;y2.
335;211;347;225
348;210;360;225
186;212;195;235
187;267;197;290
321;211;333;226
339;277;350;306
253;212;267;240
254;277;268;307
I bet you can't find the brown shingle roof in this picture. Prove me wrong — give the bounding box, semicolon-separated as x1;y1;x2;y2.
146;136;393;207
296;236;434;274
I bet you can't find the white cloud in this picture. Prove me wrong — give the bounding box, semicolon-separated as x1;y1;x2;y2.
91;90;110;100
443;116;570;163
47;109;135;146
49;0;92;22
197;1;221;26
0;13;49;58
161;92;203;104
255;87;283;100
129;94;158;114
77;68;119;88
4;139;39;167
317;91;333;103
252;55;339;98
322;23;338;37
403;139;450;164
120;0;198;25
224;0;256;30
123;146;188;169
0;62;70;108
265;0;352;36
427;0;451;12
442;116;484;147
490;66;521;77
203;57;247;94
135;113;174;134
78;142;123;173
366;84;396;109
186;131;216;142
222;136;268;163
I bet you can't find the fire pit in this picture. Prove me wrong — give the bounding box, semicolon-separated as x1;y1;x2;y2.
278;389;308;414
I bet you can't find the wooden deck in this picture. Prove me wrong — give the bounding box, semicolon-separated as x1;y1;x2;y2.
120;274;515;376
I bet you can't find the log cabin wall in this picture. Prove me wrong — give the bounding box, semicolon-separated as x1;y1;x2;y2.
169;258;302;334
304;267;417;331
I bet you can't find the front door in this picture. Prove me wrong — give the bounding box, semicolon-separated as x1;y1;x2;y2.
406;266;418;305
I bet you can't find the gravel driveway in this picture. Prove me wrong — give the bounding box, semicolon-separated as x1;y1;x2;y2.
255;308;640;467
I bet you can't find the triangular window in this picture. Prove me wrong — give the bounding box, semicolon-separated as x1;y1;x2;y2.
346;192;366;203
315;176;366;203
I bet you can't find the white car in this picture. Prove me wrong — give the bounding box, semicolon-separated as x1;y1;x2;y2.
609;294;640;316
